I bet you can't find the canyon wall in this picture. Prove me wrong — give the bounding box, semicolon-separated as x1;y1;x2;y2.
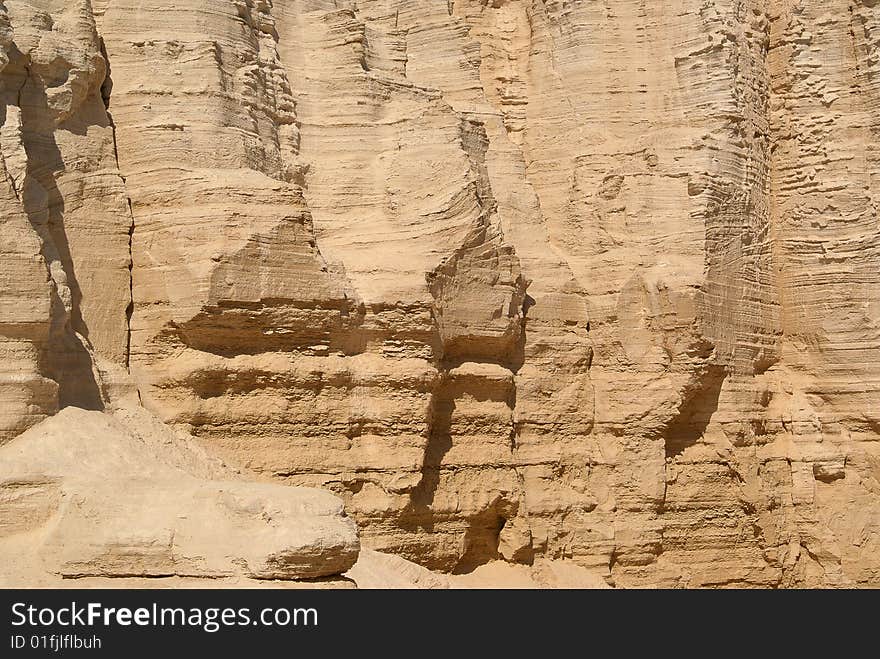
1;0;878;587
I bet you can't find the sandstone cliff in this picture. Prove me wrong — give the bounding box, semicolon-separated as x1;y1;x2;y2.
1;0;879;588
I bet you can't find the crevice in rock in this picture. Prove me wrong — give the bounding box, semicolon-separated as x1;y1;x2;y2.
451;509;506;574
98;36;136;371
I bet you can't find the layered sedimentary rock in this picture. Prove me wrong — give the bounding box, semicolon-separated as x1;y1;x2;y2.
1;0;879;587
0;0;131;441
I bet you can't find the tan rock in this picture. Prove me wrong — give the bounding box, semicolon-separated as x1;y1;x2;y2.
345;549;610;589
0;0;878;588
0;407;359;585
345;548;449;589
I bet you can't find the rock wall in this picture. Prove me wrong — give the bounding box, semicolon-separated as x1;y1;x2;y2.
1;0;878;587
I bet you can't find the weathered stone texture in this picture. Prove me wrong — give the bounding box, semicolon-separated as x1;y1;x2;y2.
1;0;879;587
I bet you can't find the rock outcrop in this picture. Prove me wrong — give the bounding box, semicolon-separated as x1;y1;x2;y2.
0;406;359;586
1;0;879;588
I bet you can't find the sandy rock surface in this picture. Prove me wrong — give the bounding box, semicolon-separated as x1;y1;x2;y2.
0;407;359;586
1;0;879;587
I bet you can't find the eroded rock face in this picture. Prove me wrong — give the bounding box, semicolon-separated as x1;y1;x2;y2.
1;0;879;587
0;0;132;441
